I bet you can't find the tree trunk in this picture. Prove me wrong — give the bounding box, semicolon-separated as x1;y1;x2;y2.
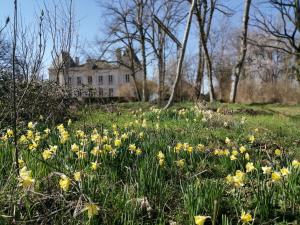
164;0;196;109
194;35;204;99
229;0;252;103
140;34;148;101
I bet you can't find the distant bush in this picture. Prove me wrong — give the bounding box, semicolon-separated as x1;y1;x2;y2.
0;77;75;129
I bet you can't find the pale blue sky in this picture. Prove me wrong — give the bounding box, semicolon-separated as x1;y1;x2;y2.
0;0;245;79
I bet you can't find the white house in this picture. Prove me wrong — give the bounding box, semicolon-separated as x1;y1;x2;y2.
48;49;142;99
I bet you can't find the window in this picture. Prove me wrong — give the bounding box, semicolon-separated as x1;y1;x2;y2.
88;76;93;85
68;77;72;85
125;74;130;83
99;88;103;97
98;75;103;85
108;75;113;85
77;77;82;86
88;89;94;97
109;88;114;97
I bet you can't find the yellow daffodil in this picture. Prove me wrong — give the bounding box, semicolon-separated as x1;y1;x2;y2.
74;171;81;182
230;155;237;161
262;166;272;174
292;160;300;168
18;167;35;189
280;167;289;176
59;175;71;191
197;144;205;152
6;129;14;137
246;162;255;173
91;146;102;156
225;137;231;145
248;135;255;143
194;215;210;225
240;210;253;223
42;149;54;160
135;148;142;155
271;172;281;182
245;153;250;161
114;139;121;147
157;151;165;166
275;149;281;156
28;122;35;129
175;159;185;168
71;143;79;152
84;203;100;218
91;162;98;171
239;146;246;153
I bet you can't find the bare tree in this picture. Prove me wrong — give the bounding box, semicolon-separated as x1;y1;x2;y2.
134;0;149;101
147;0;186;105
229;0;252;103
97;0;143;100
164;0;196;109
253;0;300;82
44;0;77;86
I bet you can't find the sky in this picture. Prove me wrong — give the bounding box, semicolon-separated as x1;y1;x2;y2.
0;0;245;79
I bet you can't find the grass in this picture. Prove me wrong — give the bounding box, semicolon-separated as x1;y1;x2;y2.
0;102;300;224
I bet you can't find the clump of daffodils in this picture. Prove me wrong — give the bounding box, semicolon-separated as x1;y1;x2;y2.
226;170;246;187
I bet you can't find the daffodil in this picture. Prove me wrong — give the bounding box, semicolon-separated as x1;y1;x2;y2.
225;137;231;145
245;153;250;161
246;162;255;173
230;155;237;161
157;151;165;166
71;143;79;152
280;167;289;176
262;166;272;174
84;203;100;219
91;146;102;156
135;148;142;155
114;139;121;147
175;159;185;168
248;135;255;143
18;167;35;189
275;149;282;156
240;210;253;224
28;122;35;129
239;146;246;153
74;171;81;182
59;175;71;191
292;160;300;168
194;215;210;225
42;149;54;160
197;144;205;152
271;172;281;182
91;162;98;171
6;129;14;137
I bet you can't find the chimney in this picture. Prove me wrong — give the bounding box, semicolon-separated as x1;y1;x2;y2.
75;57;79;65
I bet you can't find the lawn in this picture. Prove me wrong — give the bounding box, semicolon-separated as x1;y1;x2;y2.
0;102;300;224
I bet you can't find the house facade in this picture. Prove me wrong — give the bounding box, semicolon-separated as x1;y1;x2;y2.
48;50;142;99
